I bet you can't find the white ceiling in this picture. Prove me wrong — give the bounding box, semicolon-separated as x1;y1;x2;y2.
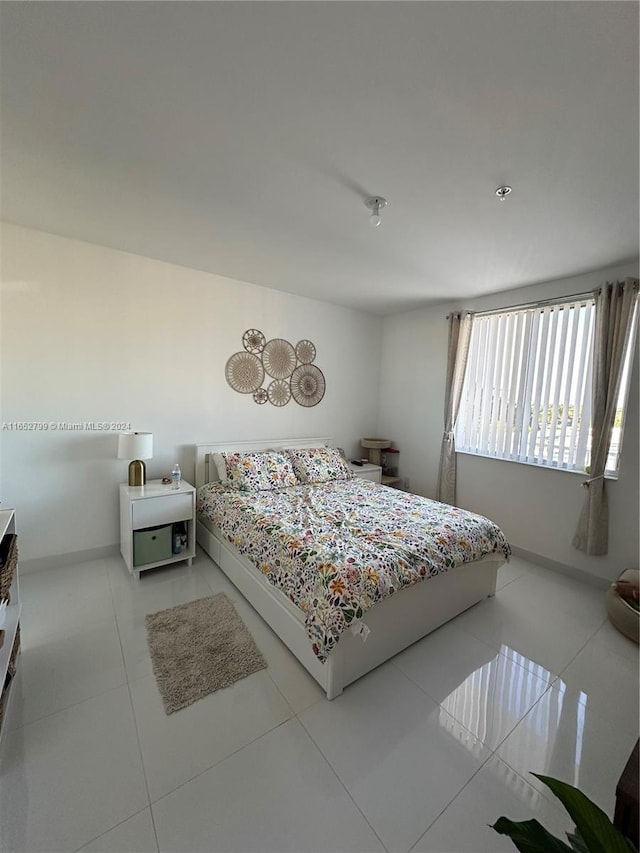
1;1;638;315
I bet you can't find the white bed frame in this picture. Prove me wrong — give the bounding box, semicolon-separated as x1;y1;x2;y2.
195;438;502;700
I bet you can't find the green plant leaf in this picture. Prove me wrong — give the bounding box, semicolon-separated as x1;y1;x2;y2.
566;830;590;852
533;774;631;853
491;817;574;853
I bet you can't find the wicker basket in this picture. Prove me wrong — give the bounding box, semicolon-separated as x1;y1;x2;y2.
8;624;20;678
0;534;18;603
0;671;11;731
0;624;20;731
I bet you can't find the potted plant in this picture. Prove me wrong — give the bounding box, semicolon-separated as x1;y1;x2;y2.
491;773;638;852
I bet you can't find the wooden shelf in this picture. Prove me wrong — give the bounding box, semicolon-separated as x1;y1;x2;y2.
381;475;402;487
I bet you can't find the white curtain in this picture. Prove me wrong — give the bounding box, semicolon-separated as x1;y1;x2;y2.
437;312;473;505
572;278;639;555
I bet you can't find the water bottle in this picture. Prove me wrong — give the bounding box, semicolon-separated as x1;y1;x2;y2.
171;463;181;490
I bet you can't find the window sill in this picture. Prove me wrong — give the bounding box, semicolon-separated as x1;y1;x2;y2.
455;449;619;482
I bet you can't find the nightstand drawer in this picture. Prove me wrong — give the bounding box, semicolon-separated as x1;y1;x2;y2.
350;463;382;483
132;494;193;529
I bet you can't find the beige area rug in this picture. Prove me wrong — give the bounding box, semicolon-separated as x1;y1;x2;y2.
145;593;267;715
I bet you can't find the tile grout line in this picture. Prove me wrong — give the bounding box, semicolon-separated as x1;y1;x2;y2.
452;581;611;682
130;565;225;853
14;559;157;852
403;612;606;849
295;713;391;853
394;647;556;758
555;615;609;679
407;752;494;853
147;716;294;810
8;561;128;739
70;805;157;853
143;552;299;814
3;677;131;735
263;666;304;718
387;646;562;849
106;557;160;849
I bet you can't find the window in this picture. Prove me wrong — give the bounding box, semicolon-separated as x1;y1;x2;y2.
455;296;637;476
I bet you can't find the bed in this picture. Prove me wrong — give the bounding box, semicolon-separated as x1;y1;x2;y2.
194;438;510;699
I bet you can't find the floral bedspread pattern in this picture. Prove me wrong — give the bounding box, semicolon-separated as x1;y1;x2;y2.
197;481;511;662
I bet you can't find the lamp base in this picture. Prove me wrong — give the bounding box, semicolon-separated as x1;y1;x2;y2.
128;460;146;487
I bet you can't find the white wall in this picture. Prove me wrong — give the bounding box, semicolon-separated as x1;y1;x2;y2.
1;224;383;563
4;222;636;583
379;261;640;583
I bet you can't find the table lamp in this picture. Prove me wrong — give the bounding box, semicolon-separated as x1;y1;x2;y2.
118;432;153;486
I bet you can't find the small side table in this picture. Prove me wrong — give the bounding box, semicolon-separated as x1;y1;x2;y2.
120;479;196;579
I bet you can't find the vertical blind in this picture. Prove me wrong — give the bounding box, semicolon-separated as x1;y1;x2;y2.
456;298;596;472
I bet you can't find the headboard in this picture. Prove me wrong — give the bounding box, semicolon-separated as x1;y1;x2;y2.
194;437;334;488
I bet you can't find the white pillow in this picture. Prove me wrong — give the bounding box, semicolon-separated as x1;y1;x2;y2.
211;452;228;484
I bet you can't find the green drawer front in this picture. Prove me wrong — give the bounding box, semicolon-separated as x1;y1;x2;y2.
133;524;172;567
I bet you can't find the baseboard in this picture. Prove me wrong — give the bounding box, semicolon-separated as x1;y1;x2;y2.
20;544;120;574
510;545;610;590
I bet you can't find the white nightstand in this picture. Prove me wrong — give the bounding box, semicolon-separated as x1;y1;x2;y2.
349;462;382;483
120;479;196;579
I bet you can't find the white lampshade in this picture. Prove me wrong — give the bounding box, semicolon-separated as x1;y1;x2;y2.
118;432;153;461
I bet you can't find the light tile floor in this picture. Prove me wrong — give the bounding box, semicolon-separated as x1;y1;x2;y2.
0;552;637;852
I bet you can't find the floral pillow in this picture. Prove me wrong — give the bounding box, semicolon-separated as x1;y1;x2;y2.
287;446;354;484
222;451;299;491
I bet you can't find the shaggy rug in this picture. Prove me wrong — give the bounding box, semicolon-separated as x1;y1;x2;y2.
145;593;267;714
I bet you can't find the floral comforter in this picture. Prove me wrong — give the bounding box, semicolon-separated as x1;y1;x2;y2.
197;481;510;662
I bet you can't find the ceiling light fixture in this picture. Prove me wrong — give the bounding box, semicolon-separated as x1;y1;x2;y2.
495;185;512;202
365;196;388;228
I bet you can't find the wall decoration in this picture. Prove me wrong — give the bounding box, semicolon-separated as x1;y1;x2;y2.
267;379;291;407
290;363;326;407
243;329;266;354
226;330;325;407
225;351;265;394
295;339;316;364
262;338;297;379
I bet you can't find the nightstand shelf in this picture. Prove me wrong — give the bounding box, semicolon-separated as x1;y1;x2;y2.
120;480;196;579
381;475;402;488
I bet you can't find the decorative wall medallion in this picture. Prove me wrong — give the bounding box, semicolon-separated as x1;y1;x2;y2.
226;330;324;407
295;339;316;364
267;379;291;407
243;329;266;354
225;351;265;394
262;338;296;379
290;364;325;407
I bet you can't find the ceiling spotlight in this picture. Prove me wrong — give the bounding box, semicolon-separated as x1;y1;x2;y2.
365;196;388;228
495;185;512;202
